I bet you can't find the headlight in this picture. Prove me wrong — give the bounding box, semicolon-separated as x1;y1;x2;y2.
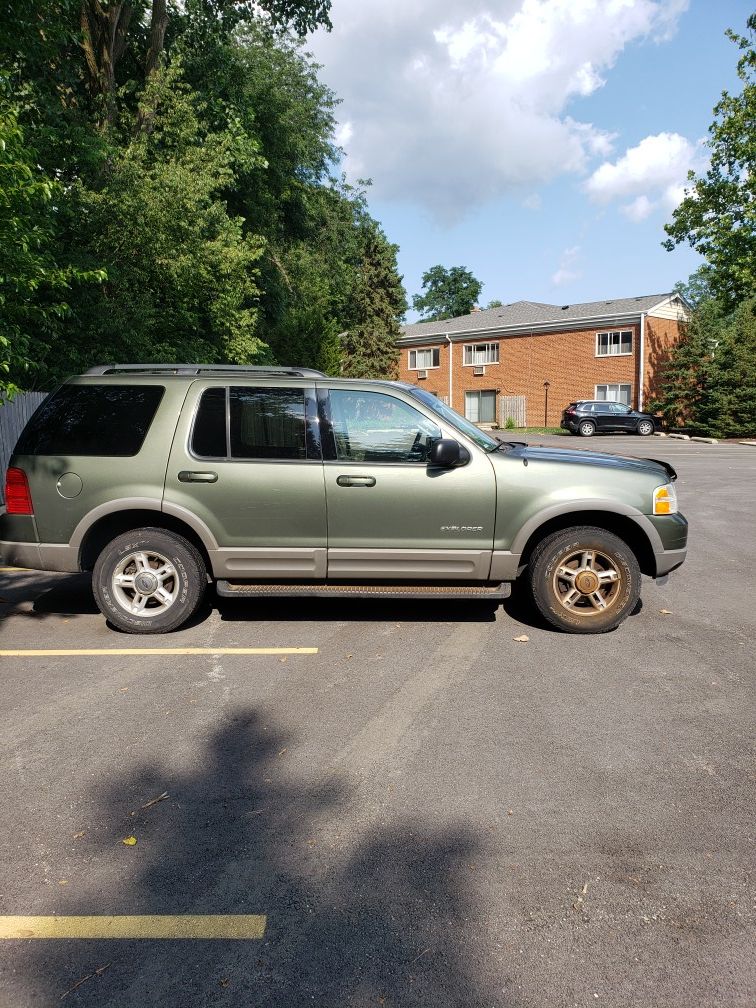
653;483;678;515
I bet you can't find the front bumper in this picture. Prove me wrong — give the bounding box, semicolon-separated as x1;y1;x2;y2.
647;512;688;577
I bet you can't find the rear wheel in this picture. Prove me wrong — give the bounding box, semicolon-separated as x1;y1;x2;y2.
578;420;596;437
637;419;654;436
93;528;206;633
528;526;640;633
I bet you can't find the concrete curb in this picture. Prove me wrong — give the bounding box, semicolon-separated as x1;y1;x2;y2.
690;436;719;444
667;433;690;440
653;431;668;437
739;439;756;446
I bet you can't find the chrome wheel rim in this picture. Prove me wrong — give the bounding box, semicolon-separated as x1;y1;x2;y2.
639;421;653;435
112;550;179;616
580;422;594;435
553;549;621;616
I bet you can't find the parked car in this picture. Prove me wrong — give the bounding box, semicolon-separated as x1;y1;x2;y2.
1;365;687;635
561;401;658;437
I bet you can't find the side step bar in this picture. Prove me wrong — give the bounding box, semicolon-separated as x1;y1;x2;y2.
216;581;512;601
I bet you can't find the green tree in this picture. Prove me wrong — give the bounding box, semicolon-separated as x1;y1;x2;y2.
341;226;406;379
412;265;482;322
651;296;756;438
0;109;104;396
664;15;756;309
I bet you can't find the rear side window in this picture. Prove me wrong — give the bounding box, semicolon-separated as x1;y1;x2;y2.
191;386;319;461
230;387;307;460
14;385;164;456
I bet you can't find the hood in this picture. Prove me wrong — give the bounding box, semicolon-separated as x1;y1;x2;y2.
498;443;676;481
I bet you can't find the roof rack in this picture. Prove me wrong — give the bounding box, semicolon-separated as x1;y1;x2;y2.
85;364;327;378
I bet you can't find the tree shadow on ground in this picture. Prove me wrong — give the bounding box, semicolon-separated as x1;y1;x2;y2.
11;708;501;1007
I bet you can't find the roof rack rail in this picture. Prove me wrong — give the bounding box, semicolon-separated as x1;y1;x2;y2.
84;364;327;378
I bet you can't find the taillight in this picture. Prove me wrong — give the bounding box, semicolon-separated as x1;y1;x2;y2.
5;467;34;515
566;406;576;414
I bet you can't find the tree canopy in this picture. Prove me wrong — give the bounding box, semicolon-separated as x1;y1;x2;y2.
0;0;406;394
412;265;483;322
664;15;756;310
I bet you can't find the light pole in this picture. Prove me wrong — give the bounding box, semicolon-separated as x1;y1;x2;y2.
543;381;550;428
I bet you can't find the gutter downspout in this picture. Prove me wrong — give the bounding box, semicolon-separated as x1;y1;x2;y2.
638;313;646;411
446;335;453;409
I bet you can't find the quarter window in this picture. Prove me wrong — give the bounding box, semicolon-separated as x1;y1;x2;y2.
595;383;631;405
14;384;164;457
408;347;440;370
328;390;441;463
465;390;497;424
596;330;632;356
463;342;499;365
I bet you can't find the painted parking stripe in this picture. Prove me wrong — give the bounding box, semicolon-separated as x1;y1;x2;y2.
0;915;266;939
0;647;317;657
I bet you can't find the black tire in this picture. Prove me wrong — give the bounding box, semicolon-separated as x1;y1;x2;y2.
578;420;596;437
92;527;206;634
637;419;654;436
528;526;641;634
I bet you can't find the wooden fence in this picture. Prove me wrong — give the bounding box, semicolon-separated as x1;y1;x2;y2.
500;395;527;428
0;393;47;504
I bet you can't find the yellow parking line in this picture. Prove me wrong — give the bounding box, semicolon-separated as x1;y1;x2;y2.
0;647;317;657
0;915;266;939
0;567;29;572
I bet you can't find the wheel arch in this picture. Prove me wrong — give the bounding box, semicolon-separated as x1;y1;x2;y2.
78;508;213;579
515;508;657;577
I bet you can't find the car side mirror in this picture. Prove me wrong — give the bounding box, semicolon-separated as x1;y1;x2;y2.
428;439;467;467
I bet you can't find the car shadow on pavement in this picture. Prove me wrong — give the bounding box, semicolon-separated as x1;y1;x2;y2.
0;572;99;624
215;593;502;626
10;708;498;1007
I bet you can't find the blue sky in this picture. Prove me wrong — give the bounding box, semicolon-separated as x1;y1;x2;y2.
309;1;752;318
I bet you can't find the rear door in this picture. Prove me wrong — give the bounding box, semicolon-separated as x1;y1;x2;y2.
320;385;497;580
164;380;327;579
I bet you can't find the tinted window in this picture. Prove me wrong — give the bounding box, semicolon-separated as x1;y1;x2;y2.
230;387;307;460
329;390;441;463
15;385;164;456
192;387;227;457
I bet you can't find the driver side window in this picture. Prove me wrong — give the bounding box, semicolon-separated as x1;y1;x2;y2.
328;390;442;463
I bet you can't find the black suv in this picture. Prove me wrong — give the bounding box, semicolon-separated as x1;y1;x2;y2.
561;401;658;437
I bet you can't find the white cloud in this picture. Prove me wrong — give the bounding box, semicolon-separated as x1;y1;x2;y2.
523;193;542;210
551;245;582;286
585;131;702;220
333;120;353;148
310;0;689;220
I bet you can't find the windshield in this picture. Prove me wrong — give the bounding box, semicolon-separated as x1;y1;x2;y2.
405;387;500;452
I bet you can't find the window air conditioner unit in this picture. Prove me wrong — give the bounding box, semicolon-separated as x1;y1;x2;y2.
473;365;486;376
418;369;428;379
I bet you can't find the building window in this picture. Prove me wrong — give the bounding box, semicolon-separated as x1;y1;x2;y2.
465;390;497;423
463;342;500;366
595;383;632;405
408;347;440;370
596;330;632;356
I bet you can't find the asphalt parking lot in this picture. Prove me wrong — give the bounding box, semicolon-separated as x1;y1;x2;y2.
0;436;754;1007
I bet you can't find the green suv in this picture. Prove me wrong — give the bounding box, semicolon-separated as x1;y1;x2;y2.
1;365;687;634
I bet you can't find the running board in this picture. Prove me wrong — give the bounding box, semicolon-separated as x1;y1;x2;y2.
216;580;511;601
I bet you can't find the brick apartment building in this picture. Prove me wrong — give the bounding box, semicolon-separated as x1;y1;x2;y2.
397;293;689;427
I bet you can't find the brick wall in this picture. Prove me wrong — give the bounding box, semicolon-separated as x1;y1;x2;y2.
644;315;683;408
398;324;647;426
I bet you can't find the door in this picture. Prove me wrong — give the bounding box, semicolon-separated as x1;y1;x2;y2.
164;381;327;579
321;386;497;580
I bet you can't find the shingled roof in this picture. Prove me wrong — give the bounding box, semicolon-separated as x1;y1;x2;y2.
400;293;677;340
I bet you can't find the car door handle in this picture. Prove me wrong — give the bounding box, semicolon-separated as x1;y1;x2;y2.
178;470;218;483
336;474;376;487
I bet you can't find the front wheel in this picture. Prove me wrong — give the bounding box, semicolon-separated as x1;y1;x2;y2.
637;419;654;436
528;526;641;633
93;528;207;633
578;420;596;437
